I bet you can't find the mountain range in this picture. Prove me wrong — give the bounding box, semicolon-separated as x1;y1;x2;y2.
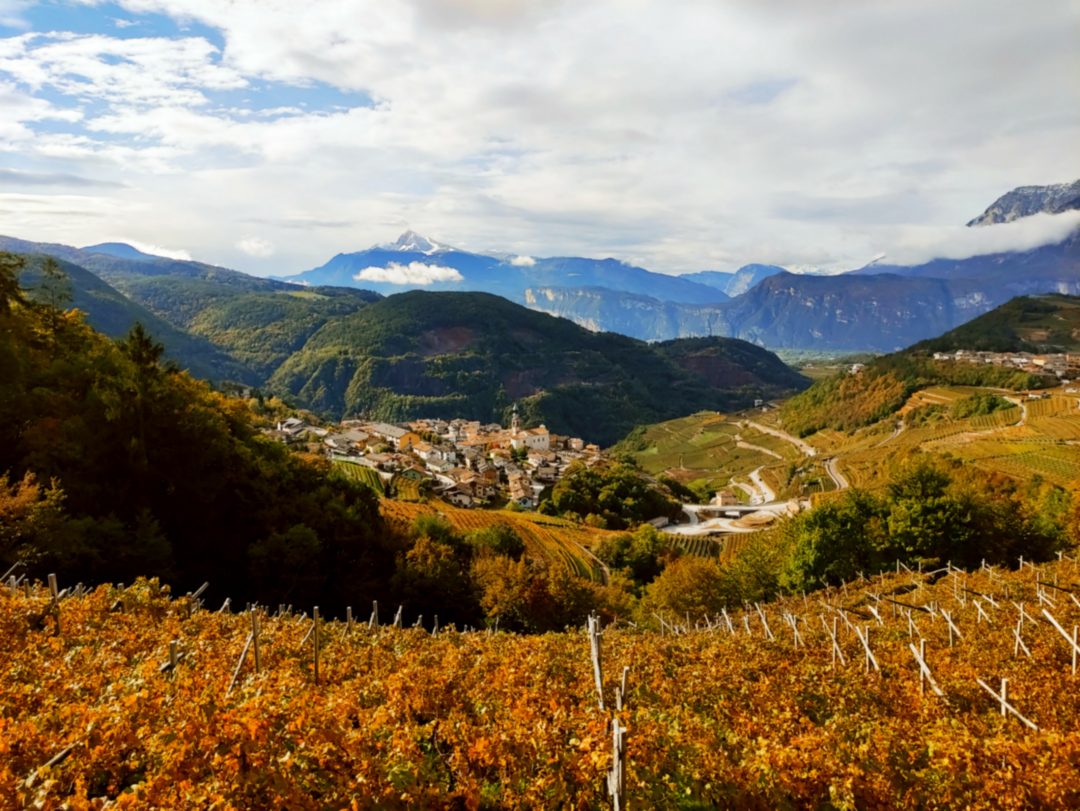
1;178;1078;438
288;230;736;304
284;181;1080;350
0;238;807;444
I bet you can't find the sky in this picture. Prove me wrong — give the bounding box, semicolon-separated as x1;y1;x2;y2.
0;0;1078;277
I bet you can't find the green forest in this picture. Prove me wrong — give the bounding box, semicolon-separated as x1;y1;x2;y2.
1;253;394;611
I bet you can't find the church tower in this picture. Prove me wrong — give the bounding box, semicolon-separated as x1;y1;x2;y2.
511;404;521;434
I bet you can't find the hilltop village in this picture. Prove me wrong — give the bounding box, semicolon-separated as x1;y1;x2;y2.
931;350;1080;379
268;409;601;508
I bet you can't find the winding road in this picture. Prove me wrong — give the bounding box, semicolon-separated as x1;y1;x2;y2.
824;457;850;491
742;420;818;457
749;466;777;503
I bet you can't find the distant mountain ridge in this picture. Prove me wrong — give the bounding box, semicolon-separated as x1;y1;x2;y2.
296;175;1080;350
680;264;786;297
4;176;1079;371
289;235;731;306
967;179;1080;226
0;236;807;445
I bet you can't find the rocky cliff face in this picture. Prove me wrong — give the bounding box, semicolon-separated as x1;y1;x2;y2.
967;179;1080;226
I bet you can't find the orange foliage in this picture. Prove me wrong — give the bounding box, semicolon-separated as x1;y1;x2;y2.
2;561;1080;808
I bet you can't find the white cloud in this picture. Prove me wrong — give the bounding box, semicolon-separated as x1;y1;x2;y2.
0;0;31;29
124;239;192;260
509;255;535;266
236;236;274;257
877;211;1080;267
355;261;464;285
0;0;1077;275
0;32;245;108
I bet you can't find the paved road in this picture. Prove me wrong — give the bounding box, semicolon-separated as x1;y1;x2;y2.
874;420;905;447
744;420;817;457
749;466;777;502
736;440;783;460
824;457;850;491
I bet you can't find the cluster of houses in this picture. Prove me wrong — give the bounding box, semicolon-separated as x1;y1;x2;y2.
930;350;1080;380
269;409;601;509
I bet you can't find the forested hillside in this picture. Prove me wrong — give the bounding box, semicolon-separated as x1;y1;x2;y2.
0;253;392;610
776;296;1074;436
268;291;808;445
14;254;253;382
0;239;808;446
911;294;1080;353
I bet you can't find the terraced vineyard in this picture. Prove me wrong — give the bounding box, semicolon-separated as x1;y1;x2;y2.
380;499;609;580
8;559;1079;808
331;459;386;495
389;475;424;502
616;410;812;501
817;388;1080;490
666;535;722;559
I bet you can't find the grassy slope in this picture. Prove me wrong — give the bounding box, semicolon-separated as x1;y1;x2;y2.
779;295;1079;437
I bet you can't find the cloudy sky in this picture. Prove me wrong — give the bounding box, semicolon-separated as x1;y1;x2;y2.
0;0;1078;277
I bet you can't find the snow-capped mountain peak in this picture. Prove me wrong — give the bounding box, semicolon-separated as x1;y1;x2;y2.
383;230;450;254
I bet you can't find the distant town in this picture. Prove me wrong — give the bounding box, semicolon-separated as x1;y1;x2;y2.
267;408;601;509
930;350;1080;379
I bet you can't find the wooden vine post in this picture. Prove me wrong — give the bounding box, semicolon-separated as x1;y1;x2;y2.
1041;609;1080;675
976;677;1039;730
313;606;321;686
250;609;261;674
587;613;604;711
607;717;626;811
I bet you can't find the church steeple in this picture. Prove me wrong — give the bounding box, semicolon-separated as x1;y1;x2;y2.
511;403;520;434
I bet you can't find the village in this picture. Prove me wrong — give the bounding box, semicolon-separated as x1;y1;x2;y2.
930;349;1080;379
268;408;602;509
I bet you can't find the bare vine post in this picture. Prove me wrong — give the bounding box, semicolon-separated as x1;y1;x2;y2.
607;717;626;811
313;606;321;685
47;573;61;635
250;609;261;674
587;613;605;711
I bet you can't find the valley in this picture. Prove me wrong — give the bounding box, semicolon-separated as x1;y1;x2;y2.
3;3;1079;806
1;233;1079;811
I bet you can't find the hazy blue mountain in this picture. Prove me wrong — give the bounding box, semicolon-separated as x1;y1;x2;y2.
720;271;992;352
967;178;1080;226
851;231;1080;297
81;242;168;261
289;232;729;304
524;286;731;341
526;273;999;352
681;264;786;297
